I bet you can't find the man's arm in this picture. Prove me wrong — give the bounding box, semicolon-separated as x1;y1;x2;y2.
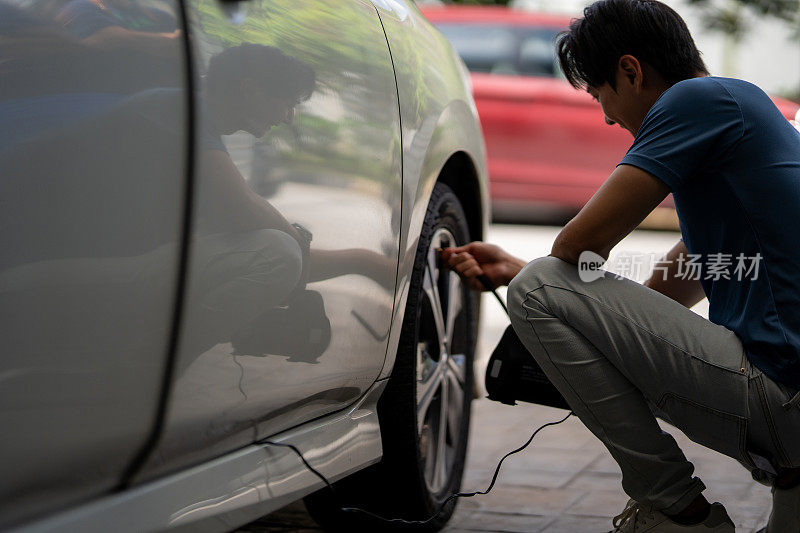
197;149;298;238
83;26;182;59
645;240;706;308
550;164;670;264
443;164;670;289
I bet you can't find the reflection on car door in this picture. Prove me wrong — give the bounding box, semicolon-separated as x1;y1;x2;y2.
135;0;402;479
0;0;186;527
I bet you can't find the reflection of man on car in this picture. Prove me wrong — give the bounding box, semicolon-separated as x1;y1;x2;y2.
56;0;182;91
0;0;182;152
172;44;322;365
177;44;397;366
0;41;390;377
57;0;179;58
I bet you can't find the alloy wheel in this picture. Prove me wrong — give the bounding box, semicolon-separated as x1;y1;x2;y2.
416;228;468;494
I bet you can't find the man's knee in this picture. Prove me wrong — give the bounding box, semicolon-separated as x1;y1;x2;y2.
507;256;572;326
201;229;303;301
508;256;572;306
251;229;304;294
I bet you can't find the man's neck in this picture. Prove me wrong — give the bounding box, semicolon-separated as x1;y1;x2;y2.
643;71;709;123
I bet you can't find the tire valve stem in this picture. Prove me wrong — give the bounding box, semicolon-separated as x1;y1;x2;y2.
437;236;452;270
437;243;508;316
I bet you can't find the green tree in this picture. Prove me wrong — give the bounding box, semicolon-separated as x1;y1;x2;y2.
686;0;799;38
442;0;512;4
434;0;799;34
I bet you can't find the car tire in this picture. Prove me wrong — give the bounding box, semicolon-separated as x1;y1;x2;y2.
304;182;477;532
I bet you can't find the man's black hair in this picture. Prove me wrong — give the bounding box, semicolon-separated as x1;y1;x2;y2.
556;0;708;90
207;43;316;105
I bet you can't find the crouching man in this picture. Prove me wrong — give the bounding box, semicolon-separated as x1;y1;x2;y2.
443;1;800;531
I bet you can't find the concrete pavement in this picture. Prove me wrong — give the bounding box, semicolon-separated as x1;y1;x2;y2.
238;224;772;533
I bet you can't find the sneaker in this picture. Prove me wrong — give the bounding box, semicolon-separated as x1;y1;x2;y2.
756;482;800;533
609;499;734;532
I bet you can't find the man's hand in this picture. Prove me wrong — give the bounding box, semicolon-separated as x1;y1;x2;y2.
441;242;526;291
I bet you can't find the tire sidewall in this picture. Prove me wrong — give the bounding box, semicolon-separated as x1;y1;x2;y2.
379;182;477;526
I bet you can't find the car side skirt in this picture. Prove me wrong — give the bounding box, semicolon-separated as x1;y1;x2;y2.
12;380;387;533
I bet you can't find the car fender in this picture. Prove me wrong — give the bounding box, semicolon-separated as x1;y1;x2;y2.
371;0;489;380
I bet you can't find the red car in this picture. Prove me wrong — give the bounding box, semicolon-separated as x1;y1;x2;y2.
422;6;800;220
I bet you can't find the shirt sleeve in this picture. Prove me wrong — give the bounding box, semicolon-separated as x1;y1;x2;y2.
57;0;117;39
619;78;744;191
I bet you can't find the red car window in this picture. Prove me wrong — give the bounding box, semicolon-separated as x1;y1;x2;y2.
435;23;562;78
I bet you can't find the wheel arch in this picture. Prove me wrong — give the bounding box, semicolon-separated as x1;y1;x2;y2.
378;102;488;382
372;0;489;381
437;151;485;244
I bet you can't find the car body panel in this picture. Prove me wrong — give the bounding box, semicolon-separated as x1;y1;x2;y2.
0;1;187;527
371;0;489;380
134;0;403;482
1;0;487;530
11;380;386;533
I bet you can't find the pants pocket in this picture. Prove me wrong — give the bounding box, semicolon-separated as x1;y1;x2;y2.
779;386;800;467
657;392;749;464
753;375;800;468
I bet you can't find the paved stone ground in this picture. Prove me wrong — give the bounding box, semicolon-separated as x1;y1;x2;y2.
238;225;773;532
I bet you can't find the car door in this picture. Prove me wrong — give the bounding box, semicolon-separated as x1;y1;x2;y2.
0;0;187;527
134;0;402;479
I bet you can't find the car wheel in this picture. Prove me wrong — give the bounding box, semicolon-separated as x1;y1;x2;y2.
304;182;477;531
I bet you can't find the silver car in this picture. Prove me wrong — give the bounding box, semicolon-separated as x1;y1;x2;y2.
0;0;488;531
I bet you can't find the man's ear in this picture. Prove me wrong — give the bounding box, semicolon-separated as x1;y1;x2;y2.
618;55;644;92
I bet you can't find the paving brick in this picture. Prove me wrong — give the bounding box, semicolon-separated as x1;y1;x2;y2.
469;486;584;516
703;481;759;503
497;447;603;474
447;510;550;532
730;483;772;533
564;489;629;518
563;471;623;492
237;501;321;532
585;453;624;475
539;514;613;532
464;468;576;490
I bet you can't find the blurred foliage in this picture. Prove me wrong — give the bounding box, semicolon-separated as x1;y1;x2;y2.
686;0;800;38
194;0;388;85
191;0;401;183
443;0;512;4
429;0;799;36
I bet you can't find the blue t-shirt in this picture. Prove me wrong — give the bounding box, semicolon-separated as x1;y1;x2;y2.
57;0;175;39
620;77;800;389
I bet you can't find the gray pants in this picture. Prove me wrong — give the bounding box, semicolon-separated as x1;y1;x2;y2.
177;228;303;371
507;257;800;514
